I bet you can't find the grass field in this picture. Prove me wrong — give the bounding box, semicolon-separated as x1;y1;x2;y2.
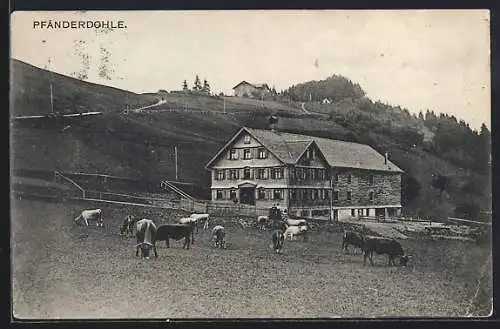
11;197;492;319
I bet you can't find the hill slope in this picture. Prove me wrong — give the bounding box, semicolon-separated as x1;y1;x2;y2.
10;59;490;220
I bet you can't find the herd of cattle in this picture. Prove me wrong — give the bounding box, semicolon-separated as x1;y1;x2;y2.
73;208;412;266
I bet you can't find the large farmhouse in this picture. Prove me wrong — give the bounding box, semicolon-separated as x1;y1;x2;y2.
232;81;271;98
205;125;404;221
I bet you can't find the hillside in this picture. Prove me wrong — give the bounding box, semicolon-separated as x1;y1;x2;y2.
10;59;490;220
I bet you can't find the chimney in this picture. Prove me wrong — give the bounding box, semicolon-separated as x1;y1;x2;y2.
269;115;278;132
384;151;388;165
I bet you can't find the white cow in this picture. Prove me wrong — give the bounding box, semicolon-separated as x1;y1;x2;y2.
257;215;268;231
190;213;210;230
283;225;308;241
212;225;226;248
286;218;307;227
74;209;103;227
178;217;196;224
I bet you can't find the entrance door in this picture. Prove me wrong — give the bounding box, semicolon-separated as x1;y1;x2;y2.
375;208;385;219
239;187;256;205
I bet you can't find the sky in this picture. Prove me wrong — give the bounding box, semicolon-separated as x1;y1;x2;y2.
11;10;490;129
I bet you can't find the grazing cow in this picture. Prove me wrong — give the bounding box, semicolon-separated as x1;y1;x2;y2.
156;223;196;249
283;225;308;241
212;225;226;249
286;218;307;227
341;231;365;254
362;236;410;266
271;230;285;254
120;215;139;237
135;219;158;259
190;213;210;230
257;216;268;231
74;209;104;228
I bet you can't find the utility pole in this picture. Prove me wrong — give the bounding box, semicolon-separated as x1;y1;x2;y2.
261;94;264;107
329;176;334;223
174;145;178;181
50;84;54;114
223;98;226;114
48;57;54;113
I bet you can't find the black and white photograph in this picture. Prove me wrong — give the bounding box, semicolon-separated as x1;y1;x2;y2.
10;10;492;319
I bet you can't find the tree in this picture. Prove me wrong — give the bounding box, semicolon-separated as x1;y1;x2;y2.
193;75;202;91
418;111;424;121
182;80;188;91
202;79;210;94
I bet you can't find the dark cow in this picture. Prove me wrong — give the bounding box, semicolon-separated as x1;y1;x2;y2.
120;215;139;237
212;225;226;249
156;223;196;249
135;219;158;259
362;236;410;266
271;230;285;253
341;230;365;254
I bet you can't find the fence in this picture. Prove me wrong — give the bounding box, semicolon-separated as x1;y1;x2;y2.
23;171;274;218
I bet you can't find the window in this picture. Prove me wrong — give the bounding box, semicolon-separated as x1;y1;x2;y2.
229;169;239;180
290;190;297;200
346;191;352;201
311;189;318;200
335;173;339;182
258;188;267;200
351;209;355;217
243;167;251;179
270;167;284;179
311;169;317;180
230;189;237;200
256;168;267;179
302;189;309;200
324;190;329;200
308;149;315;159
369;191;374;202
229;149;238;160
369;175;374;185
244;135;251;144
257;148;267;159
216;190;223;200
296;168;302;180
334;191;339;201
216;170;225;181
347;174;352;184
318;169;325;180
243;149;252;160
273;189;283;200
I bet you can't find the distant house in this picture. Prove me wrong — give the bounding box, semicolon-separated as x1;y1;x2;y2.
205;124;404;220
322;97;332;104
233;81;271;98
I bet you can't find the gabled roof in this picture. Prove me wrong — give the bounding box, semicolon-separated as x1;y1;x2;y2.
205;127;404;173
232;81;270;90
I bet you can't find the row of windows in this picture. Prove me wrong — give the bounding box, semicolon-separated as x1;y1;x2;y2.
215;188;285;200
332;173;374;185
290;189;374;202
292;167;328;181
228;147;268;160
215;167;284;180
214;188;375;203
216;167;376;185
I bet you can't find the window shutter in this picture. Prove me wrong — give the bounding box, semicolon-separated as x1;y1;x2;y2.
227;150;231;160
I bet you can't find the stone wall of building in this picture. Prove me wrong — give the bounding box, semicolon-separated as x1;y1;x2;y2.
330;168;401;207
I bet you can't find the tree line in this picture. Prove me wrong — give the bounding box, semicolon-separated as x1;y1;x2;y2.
182;74;211;94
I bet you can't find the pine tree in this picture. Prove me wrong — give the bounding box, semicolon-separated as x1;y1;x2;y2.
202;79;210;94
182;80;188;91
418;111;424;121
193;75;202;91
